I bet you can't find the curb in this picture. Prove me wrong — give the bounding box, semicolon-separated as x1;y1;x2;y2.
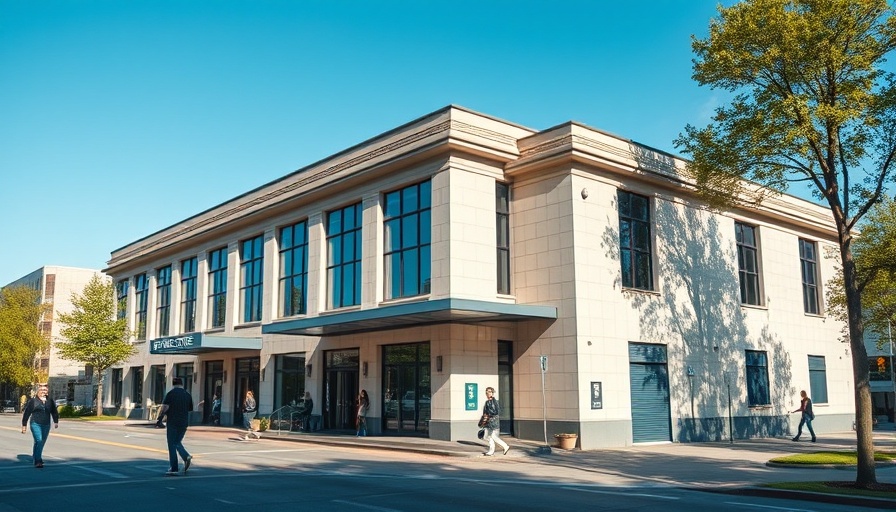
704;486;896;510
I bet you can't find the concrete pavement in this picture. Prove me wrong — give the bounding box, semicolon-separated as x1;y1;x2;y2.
229;423;896;508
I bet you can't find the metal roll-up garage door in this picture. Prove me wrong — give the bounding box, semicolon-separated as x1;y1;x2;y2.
629;343;671;443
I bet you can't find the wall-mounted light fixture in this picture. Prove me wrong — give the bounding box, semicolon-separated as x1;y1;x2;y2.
436;355;443;373
261;369;265;381
362;362;368;377
193;373;198;383
305;364;312;377
223;371;227;383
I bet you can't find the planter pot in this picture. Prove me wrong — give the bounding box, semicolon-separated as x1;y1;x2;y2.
251;418;268;432
555;434;577;450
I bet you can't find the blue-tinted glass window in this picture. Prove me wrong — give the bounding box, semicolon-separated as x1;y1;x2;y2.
808;356;828;404
327;203;362;309
384;181;431;300
496;182;511;294
240;235;264;323
745;350;770;406
799;239;820;315
279;221;308;317
208;247;228;328
180;257;197;332
618;190;653;290
116;279;129;320
736;222;761;305
156;266;171;337
134;273;148;340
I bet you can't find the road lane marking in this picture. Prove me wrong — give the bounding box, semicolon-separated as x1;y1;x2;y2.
561;486;679;500
724;502;814;512
0;425;166;454
74;465;128;479
331;500;402;512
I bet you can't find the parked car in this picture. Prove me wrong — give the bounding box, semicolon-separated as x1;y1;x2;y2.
1;400;16;413
55;398;69;407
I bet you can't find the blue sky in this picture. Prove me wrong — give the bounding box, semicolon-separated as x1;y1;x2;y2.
0;0;734;285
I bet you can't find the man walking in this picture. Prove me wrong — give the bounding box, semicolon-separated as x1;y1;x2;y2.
156;377;193;475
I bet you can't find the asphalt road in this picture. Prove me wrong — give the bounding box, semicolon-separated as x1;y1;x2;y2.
0;415;887;512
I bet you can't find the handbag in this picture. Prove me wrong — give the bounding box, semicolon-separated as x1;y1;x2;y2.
478;413;490;428
477;428;486;440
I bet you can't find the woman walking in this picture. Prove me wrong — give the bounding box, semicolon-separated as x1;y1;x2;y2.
21;384;59;468
791;390;816;442
481;387;509;456
242;390;260;440
356;390;370;437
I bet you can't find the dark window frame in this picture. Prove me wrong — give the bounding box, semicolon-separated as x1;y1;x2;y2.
745;350;771;406
799;239;820;315
327;203;363;309
496;182;511;295
617;189;654;291
736;222;762;305
134;274;148;340
280;221;309;317
208;247;228;329
156;265;172;337
180;257;198;333
384;181;432;300
240;235;264;323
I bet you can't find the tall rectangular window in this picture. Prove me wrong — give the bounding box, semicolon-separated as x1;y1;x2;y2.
327;203;362;309
156;265;171;337
384;181;431;300
745;350;770;406
496;182;511;295
134;273;148;340
280;221;308;317
180;257;197;332
618;190;653;290
208;247;228;329
240;235;264;323
111;368;123;407
736;222;761;305
115;279;129;320
799;239;820;315
808;355;828;404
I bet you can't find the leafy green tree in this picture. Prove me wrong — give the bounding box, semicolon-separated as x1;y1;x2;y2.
675;0;896;487
56;274;134;416
827;197;896;346
0;285;50;390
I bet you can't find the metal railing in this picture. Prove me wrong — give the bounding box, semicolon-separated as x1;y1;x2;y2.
269;405;309;435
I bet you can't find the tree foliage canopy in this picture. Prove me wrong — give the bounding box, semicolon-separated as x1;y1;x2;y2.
827;196;896;342
55;274;134;376
676;0;896;223
675;0;896;487
0;285;50;388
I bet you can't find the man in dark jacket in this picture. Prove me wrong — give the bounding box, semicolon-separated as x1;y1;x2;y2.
156;377;193;475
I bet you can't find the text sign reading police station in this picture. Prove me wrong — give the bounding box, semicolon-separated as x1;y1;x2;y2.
465;383;478;411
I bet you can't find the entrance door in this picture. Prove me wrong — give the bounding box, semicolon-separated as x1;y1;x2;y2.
204;361;223;424
233;357;260;427
323;349;359;430
497;341;513;435
628;343;671;443
382;343;430;434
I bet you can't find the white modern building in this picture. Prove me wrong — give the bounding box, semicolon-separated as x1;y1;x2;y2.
3;266;101;405
103;106;854;448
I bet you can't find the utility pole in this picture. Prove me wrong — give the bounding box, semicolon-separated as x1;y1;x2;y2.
889;318;895;427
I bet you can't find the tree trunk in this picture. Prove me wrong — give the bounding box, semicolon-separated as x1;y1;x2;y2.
94;369;104;417
841;238;877;486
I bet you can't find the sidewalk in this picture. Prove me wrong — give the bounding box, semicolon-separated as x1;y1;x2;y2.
183;423;896;508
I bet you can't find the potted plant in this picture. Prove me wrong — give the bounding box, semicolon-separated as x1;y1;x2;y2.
251;416;269;432
554;433;578;450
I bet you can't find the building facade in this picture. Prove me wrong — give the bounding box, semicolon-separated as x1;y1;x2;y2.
104;106;854;447
3;266;101;405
